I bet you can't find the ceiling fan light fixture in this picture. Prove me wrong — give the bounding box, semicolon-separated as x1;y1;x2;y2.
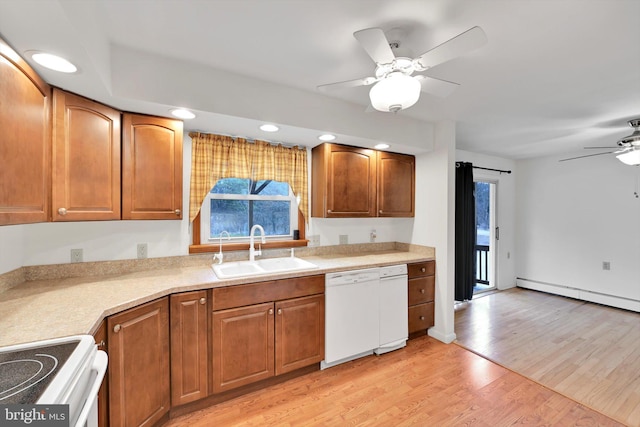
616;149;640;166
369;72;420;113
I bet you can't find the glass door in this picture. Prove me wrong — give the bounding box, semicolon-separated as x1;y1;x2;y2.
474;181;496;293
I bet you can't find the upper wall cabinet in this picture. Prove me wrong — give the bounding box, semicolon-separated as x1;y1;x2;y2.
0;37;51;225
377;151;415;217
122;114;183;220
52;89;121;221
312;143;377;218
311;143;415;218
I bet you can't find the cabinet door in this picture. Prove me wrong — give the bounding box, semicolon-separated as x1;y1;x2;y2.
312;143;376;218
275;294;325;375
170;291;209;406
92;321;109;427
377;151;415;217
52;89;121;221
0;37;51;225
108;298;170;427
122;114;183;220
212;302;274;393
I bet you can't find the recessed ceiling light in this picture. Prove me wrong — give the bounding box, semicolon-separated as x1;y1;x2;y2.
259;124;279;132
170;108;196;119
30;52;77;73
318;134;336;141
375;143;390;149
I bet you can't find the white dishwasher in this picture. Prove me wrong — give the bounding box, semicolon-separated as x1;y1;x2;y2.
322;267;380;369
376;264;408;355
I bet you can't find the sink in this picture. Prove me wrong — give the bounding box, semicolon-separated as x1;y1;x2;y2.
212;257;318;279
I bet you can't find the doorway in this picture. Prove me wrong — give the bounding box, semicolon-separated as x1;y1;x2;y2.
474;181;496;294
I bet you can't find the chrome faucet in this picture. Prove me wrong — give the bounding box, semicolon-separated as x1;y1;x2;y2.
249;224;266;262
213;231;230;264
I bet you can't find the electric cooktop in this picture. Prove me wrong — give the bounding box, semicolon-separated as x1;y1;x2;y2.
0;340;79;404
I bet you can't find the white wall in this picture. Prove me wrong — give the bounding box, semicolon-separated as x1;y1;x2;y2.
516;153;640;310
455;150;517;290
412;121;456;343
0;225;24;272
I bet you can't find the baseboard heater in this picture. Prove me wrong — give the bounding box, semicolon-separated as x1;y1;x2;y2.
516;278;640;313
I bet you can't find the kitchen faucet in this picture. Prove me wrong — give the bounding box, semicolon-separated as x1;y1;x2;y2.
213;231;230;264
249;224;266;262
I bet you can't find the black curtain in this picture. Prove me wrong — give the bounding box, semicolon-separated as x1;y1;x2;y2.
455;162;476;301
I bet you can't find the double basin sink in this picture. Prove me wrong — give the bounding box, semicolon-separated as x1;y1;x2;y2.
212;257;319;279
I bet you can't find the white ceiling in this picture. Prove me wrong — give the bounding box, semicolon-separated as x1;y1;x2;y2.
1;0;639;158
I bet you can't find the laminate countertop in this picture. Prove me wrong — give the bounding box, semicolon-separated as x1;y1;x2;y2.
0;247;434;347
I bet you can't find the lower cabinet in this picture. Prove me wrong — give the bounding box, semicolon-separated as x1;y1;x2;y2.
212;276;325;393
107;298;170;427
408;261;436;336
170;290;209;407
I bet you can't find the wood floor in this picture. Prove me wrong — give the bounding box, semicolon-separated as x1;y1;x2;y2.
455;287;640;427
165;335;621;426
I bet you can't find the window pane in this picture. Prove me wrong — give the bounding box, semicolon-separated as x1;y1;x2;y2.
255;180;289;196
253;200;290;235
210;199;248;237
211;178;249;195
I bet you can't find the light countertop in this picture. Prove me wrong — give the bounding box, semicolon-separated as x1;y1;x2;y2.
0;247;433;347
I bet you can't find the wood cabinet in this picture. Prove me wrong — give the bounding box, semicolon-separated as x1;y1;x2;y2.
312;143;377;217
212;275;325;393
0;37;51;225
275;294;325;375
377;151;415;217
408;261;435;337
52;89;121;221
311;143;415;218
170;291;209;406
122;113;183;220
107;298;170;427
92;321;109;427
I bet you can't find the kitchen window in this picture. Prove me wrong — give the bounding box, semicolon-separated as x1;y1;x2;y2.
200;178;298;243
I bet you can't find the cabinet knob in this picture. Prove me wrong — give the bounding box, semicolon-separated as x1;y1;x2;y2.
327;209;332;213
420;289;425;294
58;207;67;216
268;308;274;315
421;267;426;273
113;324;121;333
277;308;282;315
419;316;425;321
199;297;206;305
97;340;106;349
174;209;181;216
379;210;383;214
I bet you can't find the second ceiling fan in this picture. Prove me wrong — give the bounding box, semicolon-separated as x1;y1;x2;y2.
318;26;487;113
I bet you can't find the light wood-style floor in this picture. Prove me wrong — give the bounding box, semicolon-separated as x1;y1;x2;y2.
455;287;640;427
166;335;621;426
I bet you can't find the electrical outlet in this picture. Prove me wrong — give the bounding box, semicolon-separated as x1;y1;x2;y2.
137;243;148;259
70;249;83;263
370;229;377;243
339;234;349;245
602;261;611;271
308;235;320;247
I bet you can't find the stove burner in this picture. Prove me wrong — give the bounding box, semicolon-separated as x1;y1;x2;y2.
0;342;77;404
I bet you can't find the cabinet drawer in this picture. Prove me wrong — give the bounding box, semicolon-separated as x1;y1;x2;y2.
408;276;435;306
408;261;435;278
408;302;434;334
212;275;325;311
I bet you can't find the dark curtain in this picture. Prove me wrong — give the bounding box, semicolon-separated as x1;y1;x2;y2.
455;162;476;301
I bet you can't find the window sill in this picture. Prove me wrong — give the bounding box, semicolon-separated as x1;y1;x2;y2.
189;239;309;254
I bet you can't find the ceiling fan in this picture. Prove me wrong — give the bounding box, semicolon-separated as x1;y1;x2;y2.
560;119;640;165
317;26;487;113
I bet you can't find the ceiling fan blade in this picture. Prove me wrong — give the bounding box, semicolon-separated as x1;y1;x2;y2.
317;77;377;92
583;146;619;149
353;28;395;64
415;75;460;98
559;151;616;162
415;26;487;70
